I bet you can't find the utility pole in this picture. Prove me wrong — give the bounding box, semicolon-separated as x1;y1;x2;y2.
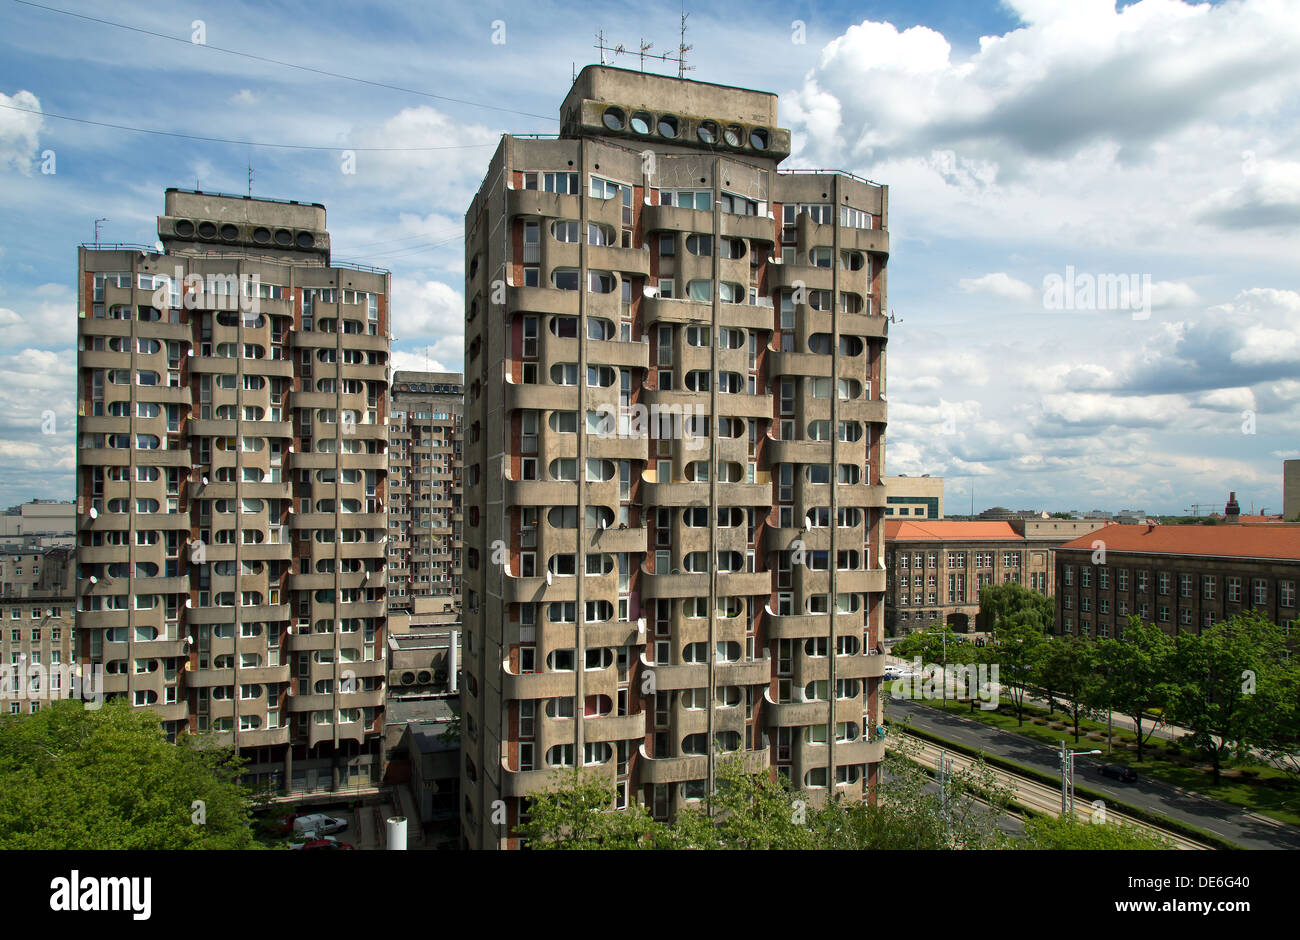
93;218;108;247
936;749;953;841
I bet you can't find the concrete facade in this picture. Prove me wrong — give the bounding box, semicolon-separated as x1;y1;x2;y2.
882;474;943;520
388;372;463;613
1285;460;1300;521
76;189;391;796
460;65;890;848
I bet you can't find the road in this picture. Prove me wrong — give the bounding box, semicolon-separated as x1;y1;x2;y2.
889;697;1300;850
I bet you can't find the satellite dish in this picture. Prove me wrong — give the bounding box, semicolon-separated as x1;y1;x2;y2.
804;517;812;532
643;285;658;299
88;507;98;520
154;240;165;253
89;575;98;585
637;617;646;631
184;597;193;608
545;569;553;586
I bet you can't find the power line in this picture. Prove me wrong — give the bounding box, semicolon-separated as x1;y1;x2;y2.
14;0;556;122
0;102;496;152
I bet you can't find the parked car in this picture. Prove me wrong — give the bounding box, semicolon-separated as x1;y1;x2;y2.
292;813;349;840
1098;763;1138;783
296;837;355;851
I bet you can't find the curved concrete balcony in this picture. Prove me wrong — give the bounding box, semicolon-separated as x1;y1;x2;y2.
640;295;707;326
506;187;579;221
835;738;886;765
241;542;294;562
835;569;886;594
719;213;778;245
766;349;833;378
502;574;577;605
763;525;830;553
636;747;707;784
639;568;709;599
505;479;575;506
835;653;887;680
79;350;131;371
587;336;650;370
641;204;709;235
638;658;707;691
233;726;292;748
843;227;890;257
839;399;887;425
586;435;649;462
807;309;889;339
583;712;646;743
584;620;642;649
768;263;834;292
502;668;577;700
507;285;579;317
504;381;576;414
717;656;773;686
636;481;708;507
589;243;651;278
763;690;830;726
766;438;831;465
762;608;864;639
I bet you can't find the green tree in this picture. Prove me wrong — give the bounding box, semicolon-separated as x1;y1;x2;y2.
1021;814;1171;849
990;614;1049;725
1258;656;1300;784
0;699;259;849
1163;611;1289;785
979;582;1053;637
513;769;663;848
1037;635;1096;741
1095;617;1173;762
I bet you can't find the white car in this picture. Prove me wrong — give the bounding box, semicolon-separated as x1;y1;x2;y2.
292;813;349;840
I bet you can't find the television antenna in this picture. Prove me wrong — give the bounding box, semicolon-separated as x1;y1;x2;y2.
594;19;691;76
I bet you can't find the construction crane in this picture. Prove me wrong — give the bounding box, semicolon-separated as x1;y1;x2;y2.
1184;503;1215;517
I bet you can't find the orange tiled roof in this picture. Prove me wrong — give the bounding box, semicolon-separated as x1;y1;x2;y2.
1058;523;1300;560
885;520;1023;542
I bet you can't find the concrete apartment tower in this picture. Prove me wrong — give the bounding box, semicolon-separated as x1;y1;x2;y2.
460;66;890;848
76;190;391;794
387;372;464;615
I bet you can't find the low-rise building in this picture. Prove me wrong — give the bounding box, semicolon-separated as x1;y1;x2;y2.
0;546;77;715
1054;522;1300;639
885;519;1109;635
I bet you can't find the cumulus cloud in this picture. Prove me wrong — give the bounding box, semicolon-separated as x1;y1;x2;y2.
0;90;42;173
958;272;1035;303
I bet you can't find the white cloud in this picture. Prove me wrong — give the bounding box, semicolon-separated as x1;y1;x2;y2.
957;272;1035;303
0;90;42;174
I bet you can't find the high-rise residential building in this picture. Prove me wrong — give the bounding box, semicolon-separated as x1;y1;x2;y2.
1285;460;1300;521
460;65;890;848
76;189;391;795
387;372;464;615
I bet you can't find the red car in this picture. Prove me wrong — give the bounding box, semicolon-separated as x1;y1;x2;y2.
300;837;355;851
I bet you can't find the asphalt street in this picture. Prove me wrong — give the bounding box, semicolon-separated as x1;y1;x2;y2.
888;697;1300;850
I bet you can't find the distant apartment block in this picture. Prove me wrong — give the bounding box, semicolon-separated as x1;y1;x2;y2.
881;474;943;519
0;546;75;715
388;372;463;614
461;65;891;848
76;189;391;795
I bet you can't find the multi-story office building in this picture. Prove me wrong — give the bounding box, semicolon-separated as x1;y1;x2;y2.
1055;522;1300;639
388;372;463;614
76;189;391;794
1;547;75;715
461;65;891;848
1285;460;1300;521
884;519;1109;635
881;475;943;520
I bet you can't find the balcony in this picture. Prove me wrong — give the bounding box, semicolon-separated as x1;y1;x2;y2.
583;712;646;743
501;669;577;700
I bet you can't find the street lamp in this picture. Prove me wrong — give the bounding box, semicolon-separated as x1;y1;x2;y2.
1060;743;1101;818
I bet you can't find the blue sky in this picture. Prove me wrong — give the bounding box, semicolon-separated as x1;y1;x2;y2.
1;0;1297;515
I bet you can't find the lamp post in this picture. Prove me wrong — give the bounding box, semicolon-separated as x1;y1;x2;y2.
1060;743;1101;818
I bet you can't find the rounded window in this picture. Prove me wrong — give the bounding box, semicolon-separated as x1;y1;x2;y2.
630;111;651;134
252;226;271;243
197;221;217;238
274;229;292;246
219;223;238;240
174;220;194;237
657;114;679;138
602;107;625;131
723;125;742;147
697;120;718;144
296;231;315;249
750;128;769;150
